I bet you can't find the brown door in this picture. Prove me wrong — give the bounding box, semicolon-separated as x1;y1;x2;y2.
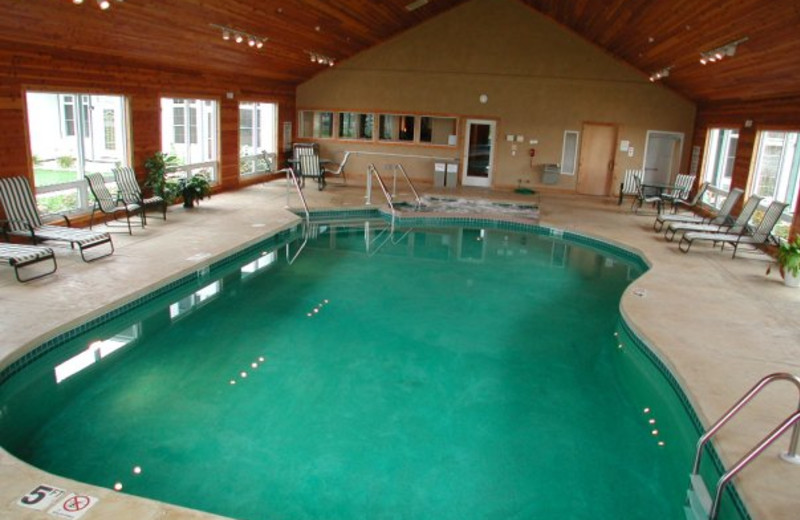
577;123;617;196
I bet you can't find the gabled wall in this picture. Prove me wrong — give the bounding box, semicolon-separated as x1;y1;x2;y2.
297;0;696;192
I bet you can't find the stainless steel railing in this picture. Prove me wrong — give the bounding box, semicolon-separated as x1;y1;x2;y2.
691;372;800;519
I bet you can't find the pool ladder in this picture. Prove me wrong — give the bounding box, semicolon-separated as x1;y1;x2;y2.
364;164;417;254
684;372;800;520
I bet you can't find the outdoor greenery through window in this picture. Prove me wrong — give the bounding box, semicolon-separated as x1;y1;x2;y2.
26;91;129;214
338;112;374;140
239;102;278;176
160;98;219;183
749;130;800;237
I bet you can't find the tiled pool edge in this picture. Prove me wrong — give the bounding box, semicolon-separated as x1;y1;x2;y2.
0;225;301;387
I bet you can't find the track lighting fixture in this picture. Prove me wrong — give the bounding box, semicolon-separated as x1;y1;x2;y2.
648;66;672;82
699;37;748;65
210;24;267;51
72;0;123;8
307;51;335;67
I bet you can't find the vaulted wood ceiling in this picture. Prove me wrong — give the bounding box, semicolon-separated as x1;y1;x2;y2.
1;0;798;104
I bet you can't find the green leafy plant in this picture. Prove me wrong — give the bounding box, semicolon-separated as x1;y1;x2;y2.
177;173;212;207
144;152;179;200
767;235;800;278
56;155;76;169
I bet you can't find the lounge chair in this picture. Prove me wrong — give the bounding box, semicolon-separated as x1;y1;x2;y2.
0;176;114;262
113;166;167;225
0;242;57;282
85;172;144;235
618;169;642;206
671;181;709;214
653;184;735;232
631;175;664;214
661;174;696;210
664;194;762;241
663;188;744;241
678;200;789;257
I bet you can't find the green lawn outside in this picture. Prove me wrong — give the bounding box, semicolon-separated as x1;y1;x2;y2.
34;168;80;187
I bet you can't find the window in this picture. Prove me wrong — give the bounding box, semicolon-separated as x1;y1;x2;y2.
161;97;218;182
420;116;457;146
239;101;278;176
338;112;374;140
103;109;116;150
27;91;129;213
560;131;579;175
702;128;738;192
749;130;800;237
298;110;333;138
379;114;415;142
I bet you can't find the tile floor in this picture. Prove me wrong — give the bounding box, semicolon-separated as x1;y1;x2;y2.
1;179;799;519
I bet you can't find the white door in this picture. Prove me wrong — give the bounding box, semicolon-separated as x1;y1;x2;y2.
462;120;496;187
644;131;684;184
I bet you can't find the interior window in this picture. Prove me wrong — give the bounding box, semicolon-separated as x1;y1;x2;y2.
420;116;457;146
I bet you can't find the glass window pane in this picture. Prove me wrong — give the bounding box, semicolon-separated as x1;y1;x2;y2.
240;101;277;176
561;131;579;175
420;117;456;145
161;97;219;181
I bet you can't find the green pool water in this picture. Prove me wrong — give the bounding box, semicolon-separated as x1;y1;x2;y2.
0;222;746;519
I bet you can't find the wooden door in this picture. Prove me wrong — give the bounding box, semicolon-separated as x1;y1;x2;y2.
577;123;617;196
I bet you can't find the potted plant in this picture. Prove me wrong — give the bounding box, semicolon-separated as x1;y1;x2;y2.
767;235;800;287
144;152;179;200
177;173;212;208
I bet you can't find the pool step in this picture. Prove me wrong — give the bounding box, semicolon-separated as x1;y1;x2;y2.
684;473;712;520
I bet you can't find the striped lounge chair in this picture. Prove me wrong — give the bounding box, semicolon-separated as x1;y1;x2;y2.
113;166;167;225
0;176;114;262
0;242;57;282
618;169;642;206
661;174;696;210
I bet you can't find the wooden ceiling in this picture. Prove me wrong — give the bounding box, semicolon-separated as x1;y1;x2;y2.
1;0;798;104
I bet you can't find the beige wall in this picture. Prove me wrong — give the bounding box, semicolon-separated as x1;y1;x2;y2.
297;0;696;193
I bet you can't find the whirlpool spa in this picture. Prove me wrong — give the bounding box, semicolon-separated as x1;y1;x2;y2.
0;213;748;520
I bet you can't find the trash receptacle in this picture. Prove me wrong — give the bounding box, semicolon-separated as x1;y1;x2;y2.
434;162;446;187
445;161;458;187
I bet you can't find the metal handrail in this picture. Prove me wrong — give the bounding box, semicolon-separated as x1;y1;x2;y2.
366;163;397;232
279;167;309;265
392;164;422;207
692;372;800;519
708;411;800;520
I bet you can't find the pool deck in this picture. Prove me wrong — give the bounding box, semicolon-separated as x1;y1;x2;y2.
1;179;799;519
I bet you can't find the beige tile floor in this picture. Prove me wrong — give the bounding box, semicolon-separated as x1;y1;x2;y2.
1;179;799;519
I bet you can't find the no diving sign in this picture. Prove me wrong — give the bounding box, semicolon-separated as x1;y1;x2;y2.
18;485;98;519
49;493;98;519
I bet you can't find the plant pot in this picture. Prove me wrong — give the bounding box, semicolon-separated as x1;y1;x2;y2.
784;270;800;288
182;191;194;208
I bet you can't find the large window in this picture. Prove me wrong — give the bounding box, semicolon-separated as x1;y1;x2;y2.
26;91;128;213
702;128;738;192
239;102;278;176
161;98;218;182
749;130;800;237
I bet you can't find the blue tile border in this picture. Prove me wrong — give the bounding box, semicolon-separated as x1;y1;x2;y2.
0;227;300;387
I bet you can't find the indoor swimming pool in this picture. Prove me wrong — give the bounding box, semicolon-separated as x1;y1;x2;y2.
0;219;746;520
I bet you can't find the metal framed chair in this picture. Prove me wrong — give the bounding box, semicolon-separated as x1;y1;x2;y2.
618;169;642;206
0;176;114;262
0;241;57;282
293;143;326;190
113;166;167;225
85;173;144;235
661;174;697;210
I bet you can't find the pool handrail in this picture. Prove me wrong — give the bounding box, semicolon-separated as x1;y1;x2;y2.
691;372;800;520
366;163;397;232
279;167;310;265
391;164;421;208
